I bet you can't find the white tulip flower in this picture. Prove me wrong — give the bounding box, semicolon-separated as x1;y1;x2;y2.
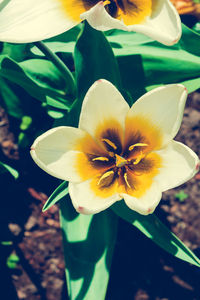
31;80;199;215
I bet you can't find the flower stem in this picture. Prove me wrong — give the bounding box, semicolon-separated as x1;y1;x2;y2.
34;41;75;92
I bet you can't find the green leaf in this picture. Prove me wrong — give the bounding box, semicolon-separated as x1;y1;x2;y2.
0;77;36;119
21;58;76;98
60;196;118;300
2;43;30;62
0;56;76;106
175;190;188;202
36;24;200;101
107;24;200;100
1;241;13;246
7;254;20;269
20;116;32;131
31;24;81;56
0;162;19;179
112;201;200;267
42;181;68;212
0;55;46;101
46;96;70;119
68;21;122;127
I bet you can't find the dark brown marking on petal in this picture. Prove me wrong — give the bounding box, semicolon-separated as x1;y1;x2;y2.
128;157;154;174
82;0;100;9
87;154;115;170
104;0;118;17
98;168;118;189
116;0;125;11
119;166;137;191
123;131;148;158
101;128;122;154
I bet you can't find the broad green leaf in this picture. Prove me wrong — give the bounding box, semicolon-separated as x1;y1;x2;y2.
108;24;200;100
42;181;68;211
0;56;76;105
75;21;121;99
46;96;70;119
21;59;75;96
44;24;200;100
31;25;82;56
0;55;45;101
112;201;200;267
68;21;122;127
0;76;47;122
60;196;118;300
1;43;29;62
0;77;24;118
0;162;19;179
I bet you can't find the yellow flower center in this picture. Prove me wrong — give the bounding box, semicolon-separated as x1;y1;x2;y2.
60;0;152;25
92;140;149;189
75;116;162;198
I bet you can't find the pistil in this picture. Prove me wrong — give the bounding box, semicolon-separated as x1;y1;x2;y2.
115;154;127;167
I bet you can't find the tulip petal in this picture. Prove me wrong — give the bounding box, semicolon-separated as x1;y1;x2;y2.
69;179;120;214
79;79;129;139
127;84;187;148
80;2;127;31
30;126;91;182
129;0;182;45
123;182;162;215
155;140;199;191
81;0;181;45
0;0;76;43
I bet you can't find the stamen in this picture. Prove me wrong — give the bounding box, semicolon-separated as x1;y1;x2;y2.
133;151;144;165
103;0;111;6
124;172;131;188
92;156;109;162
129;143;148;151
97;170;114;186
102;138;117;150
109;151;115;157
115;154;127;167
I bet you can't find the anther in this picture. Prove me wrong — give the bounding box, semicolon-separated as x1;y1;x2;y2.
102;138;117;150
103;0;111;6
129;143;148;151
133;151;144;165
124;173;131;188
92;156;109;162
97;170;114;186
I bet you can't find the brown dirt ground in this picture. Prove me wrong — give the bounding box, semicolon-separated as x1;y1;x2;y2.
1;91;200;300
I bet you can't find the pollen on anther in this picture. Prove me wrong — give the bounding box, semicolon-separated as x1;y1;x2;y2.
92;156;109;162
102;138;117;150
